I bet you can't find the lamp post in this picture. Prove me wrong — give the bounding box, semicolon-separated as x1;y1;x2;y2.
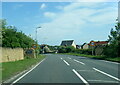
35;26;41;57
36;26;41;44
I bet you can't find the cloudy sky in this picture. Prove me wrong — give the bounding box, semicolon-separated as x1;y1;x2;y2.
2;1;118;45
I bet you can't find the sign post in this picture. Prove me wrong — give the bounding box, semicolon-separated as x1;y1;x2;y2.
90;41;95;55
32;44;38;58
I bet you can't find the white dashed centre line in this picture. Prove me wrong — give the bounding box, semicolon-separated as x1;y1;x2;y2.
72;69;89;85
73;59;85;65
93;67;120;81
63;60;70;66
60;58;63;60
68;57;71;59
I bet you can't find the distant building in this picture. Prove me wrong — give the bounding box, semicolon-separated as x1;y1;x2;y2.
61;40;76;48
88;41;108;47
82;43;89;49
76;45;82;49
88;40;109;55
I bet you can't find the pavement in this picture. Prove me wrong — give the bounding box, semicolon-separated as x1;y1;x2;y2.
7;54;120;85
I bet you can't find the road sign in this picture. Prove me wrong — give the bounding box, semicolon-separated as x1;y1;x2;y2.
32;44;38;49
90;41;95;46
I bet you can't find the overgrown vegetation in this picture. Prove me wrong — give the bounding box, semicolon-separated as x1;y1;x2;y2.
103;21;120;57
1;19;36;48
58;46;75;53
2;55;45;81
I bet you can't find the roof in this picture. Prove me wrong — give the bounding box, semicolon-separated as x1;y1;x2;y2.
88;41;108;46
95;41;108;45
61;40;74;46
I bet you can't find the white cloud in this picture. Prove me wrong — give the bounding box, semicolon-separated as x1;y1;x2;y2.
37;2;117;45
40;3;46;9
44;12;56;18
13;4;23;10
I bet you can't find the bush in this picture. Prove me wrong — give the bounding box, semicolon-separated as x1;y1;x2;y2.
58;46;75;53
66;46;75;53
74;49;92;55
58;46;67;53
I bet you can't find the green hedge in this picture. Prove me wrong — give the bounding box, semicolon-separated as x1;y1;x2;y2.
74;49;92;55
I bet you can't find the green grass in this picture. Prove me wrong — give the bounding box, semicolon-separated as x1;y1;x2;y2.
2;55;45;81
61;53;120;63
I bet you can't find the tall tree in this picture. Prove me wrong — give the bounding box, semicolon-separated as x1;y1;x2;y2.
104;21;120;57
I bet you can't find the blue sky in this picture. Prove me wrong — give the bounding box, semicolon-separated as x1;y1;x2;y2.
2;2;118;45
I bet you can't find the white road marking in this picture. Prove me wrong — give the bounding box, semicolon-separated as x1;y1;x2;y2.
76;70;95;72
88;80;119;83
93;67;120;81
72;69;89;85
73;59;85;65
11;58;46;85
60;58;63;60
63;60;70;66
100;60;119;64
68;57;71;59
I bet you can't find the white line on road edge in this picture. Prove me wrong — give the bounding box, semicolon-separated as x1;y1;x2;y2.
11;58;46;85
63;60;70;66
73;59;85;65
72;69;89;85
93;67;120;81
100;60;119;64
87;80;119;83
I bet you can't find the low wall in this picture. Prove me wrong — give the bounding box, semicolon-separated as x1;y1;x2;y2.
0;47;24;62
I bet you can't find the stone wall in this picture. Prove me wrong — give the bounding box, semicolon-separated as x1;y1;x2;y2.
0;47;24;62
24;48;36;58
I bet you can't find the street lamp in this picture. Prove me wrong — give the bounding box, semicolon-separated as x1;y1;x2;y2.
36;26;41;44
35;26;41;58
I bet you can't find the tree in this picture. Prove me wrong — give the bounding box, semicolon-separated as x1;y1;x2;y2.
1;19;36;48
104;21;120;57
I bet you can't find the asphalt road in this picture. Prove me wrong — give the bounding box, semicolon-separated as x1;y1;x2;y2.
10;54;120;85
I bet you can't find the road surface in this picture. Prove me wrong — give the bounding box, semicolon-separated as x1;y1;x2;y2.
9;54;120;85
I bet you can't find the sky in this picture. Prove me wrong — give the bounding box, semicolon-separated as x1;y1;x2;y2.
2;1;118;45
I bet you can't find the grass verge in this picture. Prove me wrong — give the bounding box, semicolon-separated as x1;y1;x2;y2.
2;55;45;81
62;53;120;63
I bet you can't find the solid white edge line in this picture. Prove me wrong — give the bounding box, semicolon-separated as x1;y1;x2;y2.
73;59;85;65
72;69;89;85
63;60;70;66
11;58;46;84
93;67;120;81
100;60;119;64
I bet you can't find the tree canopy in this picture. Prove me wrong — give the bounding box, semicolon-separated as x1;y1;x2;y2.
1;19;35;48
104;20;120;57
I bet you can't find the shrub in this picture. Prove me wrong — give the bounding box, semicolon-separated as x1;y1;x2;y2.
58;46;75;53
74;49;92;55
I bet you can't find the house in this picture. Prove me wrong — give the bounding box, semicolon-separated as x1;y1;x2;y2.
88;41;108;47
88;40;109;55
61;40;76;48
81;43;89;49
76;45;82;49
